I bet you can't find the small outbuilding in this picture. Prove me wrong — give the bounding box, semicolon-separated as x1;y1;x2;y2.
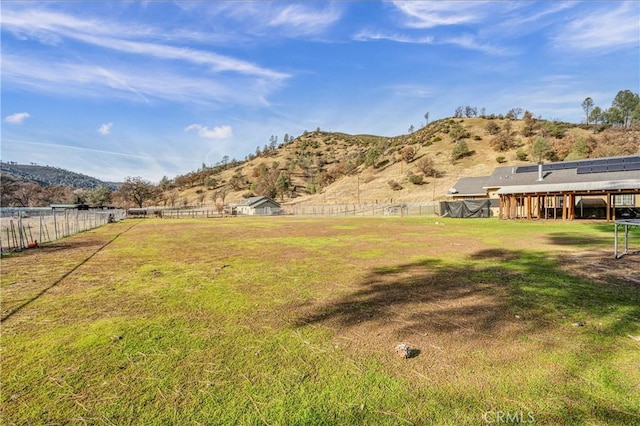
50;203;90;210
235;196;281;216
127;208;148;217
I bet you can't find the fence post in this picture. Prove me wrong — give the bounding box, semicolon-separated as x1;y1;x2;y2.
10;220;18;250
52;210;56;239
64;210;69;237
39;212;43;243
17;216;24;249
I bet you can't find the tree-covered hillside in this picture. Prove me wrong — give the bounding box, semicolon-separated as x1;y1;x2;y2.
158;115;639;209
0;162;119;190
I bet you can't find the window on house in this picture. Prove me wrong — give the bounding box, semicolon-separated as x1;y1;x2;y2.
614;194;635;206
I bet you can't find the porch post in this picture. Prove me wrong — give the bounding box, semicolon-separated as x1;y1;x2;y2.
612;193;616;221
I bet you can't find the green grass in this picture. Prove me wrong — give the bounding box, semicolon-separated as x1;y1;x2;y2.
2;217;639;425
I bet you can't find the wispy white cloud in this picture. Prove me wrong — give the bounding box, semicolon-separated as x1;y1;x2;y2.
501;2;575;29
355;29;509;55
268;4;342;35
1;138;184;182
386;2;609;57
98;122;113;135
443;34;512;56
363;2;514;55
354;30;434;44
202;2;343;37
391;1;489;29
552;1;640;51
4;112;30;124
0;7;228;47
185;124;233;140
1;54;276;106
3;137;154;160
0;5;289;108
1;7;289;81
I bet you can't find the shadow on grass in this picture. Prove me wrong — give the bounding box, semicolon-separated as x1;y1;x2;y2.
297;256;515;335
1;221;141;322
547;223;640;249
295;248;640;423
546;232;612;247
298;248;638;336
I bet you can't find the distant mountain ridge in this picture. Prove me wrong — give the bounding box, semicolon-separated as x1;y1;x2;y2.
0;162;120;190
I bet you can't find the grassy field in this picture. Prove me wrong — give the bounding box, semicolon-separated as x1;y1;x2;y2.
1;217;639;425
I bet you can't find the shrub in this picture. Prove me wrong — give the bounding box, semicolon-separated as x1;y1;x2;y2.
543;121;566;139
486;121;500;135
490;132;515;151
203;176;217;189
565;136;593;160
416;157;438;177
365;147;380;167
401;146;416;163
516;148;528;161
388;180;403;190
408;174;424;185
449;122;470;142
451;141;471;161
496;156;507;163
307;181;322;194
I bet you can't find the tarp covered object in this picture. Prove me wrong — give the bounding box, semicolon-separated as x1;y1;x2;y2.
439;200;492;218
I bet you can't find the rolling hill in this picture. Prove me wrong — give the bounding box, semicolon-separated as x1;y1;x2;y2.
169;116;639;207
0;162;120;190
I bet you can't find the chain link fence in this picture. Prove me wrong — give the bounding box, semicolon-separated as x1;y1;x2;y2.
0;208;126;253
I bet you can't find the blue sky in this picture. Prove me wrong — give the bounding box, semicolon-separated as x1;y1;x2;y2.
2;1;639;183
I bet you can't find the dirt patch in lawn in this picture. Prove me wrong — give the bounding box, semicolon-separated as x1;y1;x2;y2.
559;249;640;286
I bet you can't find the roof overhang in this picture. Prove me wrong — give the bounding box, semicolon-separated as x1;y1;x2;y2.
451;193;488;198
496;179;640;195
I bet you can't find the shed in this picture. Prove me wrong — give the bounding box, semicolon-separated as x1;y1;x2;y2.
235;196;281;216
127;208;148;217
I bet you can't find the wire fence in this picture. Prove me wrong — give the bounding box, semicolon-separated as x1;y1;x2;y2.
0;208;126;253
129;202;441;219
281;202;440;217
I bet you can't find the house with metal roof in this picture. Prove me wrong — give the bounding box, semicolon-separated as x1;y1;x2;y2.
448;176;491;199
449;155;640;220
235;196;281;216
